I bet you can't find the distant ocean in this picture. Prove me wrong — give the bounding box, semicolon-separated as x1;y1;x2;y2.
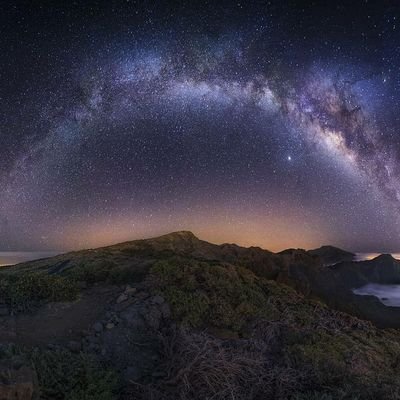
0;252;59;267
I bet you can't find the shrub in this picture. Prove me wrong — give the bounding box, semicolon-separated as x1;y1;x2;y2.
66;259;149;285
126;328;309;400
0;273;78;312
0;344;118;400
30;348;118;400
147;259;400;399
149;259;276;332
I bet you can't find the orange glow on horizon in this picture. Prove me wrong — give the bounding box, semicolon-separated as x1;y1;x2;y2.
52;204;332;253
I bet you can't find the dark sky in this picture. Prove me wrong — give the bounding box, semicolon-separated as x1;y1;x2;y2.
1;0;400;252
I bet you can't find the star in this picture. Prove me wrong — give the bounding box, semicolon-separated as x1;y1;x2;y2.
0;1;399;253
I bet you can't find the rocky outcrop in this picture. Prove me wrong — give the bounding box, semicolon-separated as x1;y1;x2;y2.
79;284;171;383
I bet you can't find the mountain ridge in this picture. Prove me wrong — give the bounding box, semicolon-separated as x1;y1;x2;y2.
1;231;400;398
8;231;400;328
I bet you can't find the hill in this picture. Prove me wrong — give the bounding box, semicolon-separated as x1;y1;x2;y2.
1;232;400;399
308;245;355;265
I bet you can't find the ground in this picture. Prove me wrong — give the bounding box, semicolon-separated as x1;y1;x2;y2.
1;232;400;399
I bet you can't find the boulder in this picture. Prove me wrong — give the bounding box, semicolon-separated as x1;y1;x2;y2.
124;286;137;295
150;295;165;305
0;306;9;317
119;305;146;329
93;322;103;333
141;306;162;330
160;302;171;319
116;293;128;304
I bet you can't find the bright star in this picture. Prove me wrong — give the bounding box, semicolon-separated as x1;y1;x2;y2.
287;155;292;161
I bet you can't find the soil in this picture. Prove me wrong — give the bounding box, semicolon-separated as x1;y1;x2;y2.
0;285;119;347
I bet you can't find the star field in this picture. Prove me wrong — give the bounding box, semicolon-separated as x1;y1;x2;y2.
1;1;400;252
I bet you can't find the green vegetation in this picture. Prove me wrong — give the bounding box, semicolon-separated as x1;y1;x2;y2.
30;348;118;400
147;258;400;399
0;273;78;312
3;233;400;398
0;345;118;400
150;259;276;331
65;259;149;285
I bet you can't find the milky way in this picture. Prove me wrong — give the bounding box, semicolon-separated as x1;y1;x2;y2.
1;1;400;252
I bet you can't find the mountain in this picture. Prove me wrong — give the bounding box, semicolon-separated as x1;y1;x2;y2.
9;230;283;280
9;232;400;328
8;233;400;328
308;245;355;265
1;232;400;399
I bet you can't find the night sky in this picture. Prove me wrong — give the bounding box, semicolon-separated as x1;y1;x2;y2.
1;1;400;252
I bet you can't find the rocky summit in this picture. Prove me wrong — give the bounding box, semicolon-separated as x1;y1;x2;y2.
1;232;400;399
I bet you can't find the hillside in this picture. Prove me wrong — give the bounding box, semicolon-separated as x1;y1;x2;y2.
1;232;400;399
308;245;355;265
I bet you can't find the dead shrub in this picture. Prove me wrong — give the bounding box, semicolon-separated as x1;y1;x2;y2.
126;327;306;400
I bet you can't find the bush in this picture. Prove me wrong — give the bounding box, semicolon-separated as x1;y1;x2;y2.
0;344;118;400
0;273;78;312
147;259;400;399
30;348;118;400
149;259;276;332
126;328;307;400
66;259;149;285
66;260;116;284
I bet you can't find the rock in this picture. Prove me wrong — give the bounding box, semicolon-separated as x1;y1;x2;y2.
124;286;137;295
67;341;81;353
110;315;119;323
87;335;100;344
113;296;137;312
160;302;171;319
0;306;9;317
135;291;150;300
87;343;100;353
122;365;144;383
106;322;115;330
120;305;146;329
142;306;162;330
0;358;39;399
93;322;103;333
101;322;161;383
116;293;129;304
151;295;165;305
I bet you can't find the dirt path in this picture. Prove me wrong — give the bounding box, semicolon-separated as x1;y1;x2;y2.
0;285;119;346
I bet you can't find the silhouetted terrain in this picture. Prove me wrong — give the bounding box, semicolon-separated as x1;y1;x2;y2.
308;245;355;265
1;232;400;399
